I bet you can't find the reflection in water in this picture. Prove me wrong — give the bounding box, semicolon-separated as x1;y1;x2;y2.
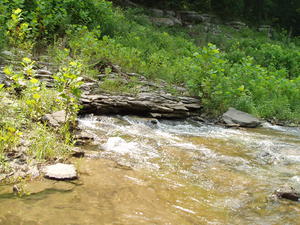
0;115;299;225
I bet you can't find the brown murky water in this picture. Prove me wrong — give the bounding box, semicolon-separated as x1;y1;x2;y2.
0;116;299;225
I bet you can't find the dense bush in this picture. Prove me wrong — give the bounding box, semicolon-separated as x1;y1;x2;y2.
0;3;6;50
225;38;300;79
0;0;121;47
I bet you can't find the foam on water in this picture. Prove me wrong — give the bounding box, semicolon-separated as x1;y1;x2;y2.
172;205;196;214
78;115;300;182
263;122;300;137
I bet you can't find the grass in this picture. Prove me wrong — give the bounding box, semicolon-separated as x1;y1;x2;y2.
99;76;141;95
27;124;70;161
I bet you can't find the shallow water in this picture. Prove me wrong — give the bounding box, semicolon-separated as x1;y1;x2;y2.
0;115;299;225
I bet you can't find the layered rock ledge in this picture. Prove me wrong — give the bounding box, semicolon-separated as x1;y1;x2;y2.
1;57;202;119
80;92;201;119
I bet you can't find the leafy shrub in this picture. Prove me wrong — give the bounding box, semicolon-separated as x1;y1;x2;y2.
4;58;62;120
53;61;84;127
0;0;121;45
226;37;300;79
5;8;33;50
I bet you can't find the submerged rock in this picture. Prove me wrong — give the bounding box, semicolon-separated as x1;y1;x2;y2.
43;163;77;180
222;107;261;128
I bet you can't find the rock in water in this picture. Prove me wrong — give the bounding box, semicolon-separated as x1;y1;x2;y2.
222;107;261;128
44;163;77;180
276;192;300;202
274;185;300;202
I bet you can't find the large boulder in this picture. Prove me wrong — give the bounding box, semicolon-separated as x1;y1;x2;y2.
276;191;300;202
226;21;247;29
274;184;300;202
149;8;164;17
222;107;262;128
152;17;175;27
258;25;272;37
165;10;176;17
43;110;66;127
179;11;204;24
43;163;77;180
192;13;219;24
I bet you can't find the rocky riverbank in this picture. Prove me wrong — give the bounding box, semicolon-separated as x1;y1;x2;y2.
0;51;297;185
1;53;203;120
0;53;203;183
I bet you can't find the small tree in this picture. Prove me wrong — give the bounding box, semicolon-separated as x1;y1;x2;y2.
53;61;84;128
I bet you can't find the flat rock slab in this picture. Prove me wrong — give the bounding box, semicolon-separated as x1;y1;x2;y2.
222;107;262;128
44;163;77;180
43;110;66;127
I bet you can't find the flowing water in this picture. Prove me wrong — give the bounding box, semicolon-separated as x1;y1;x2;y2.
0;115;300;225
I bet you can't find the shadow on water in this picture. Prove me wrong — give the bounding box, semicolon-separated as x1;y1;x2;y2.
0;187;74;201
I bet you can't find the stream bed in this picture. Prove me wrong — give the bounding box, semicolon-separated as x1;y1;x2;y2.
0;115;299;225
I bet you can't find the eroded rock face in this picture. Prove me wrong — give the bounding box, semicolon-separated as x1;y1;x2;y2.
43;163;77;180
222;107;261;128
80;92;201;119
79;72;202;119
2;53;202;120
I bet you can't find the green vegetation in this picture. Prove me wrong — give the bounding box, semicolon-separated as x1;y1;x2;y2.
64;5;300;122
0;56;82;172
99;76;141;95
0;0;299;171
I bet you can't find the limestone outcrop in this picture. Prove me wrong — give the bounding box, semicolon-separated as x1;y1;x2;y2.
80;91;201;119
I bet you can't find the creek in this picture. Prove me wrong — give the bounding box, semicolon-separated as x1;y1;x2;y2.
0;115;299;225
